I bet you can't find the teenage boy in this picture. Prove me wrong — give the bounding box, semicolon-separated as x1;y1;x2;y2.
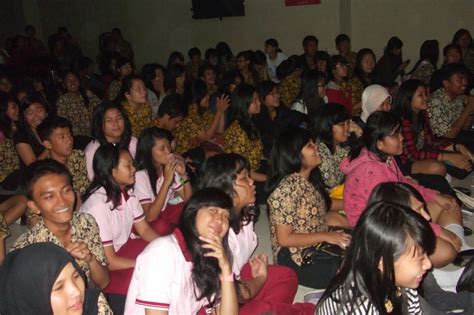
11;159;109;288
428;64;474;151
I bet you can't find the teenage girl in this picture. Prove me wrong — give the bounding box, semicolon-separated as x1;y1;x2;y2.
134;127;192;234
125;188;238;315
196;153;314;314
316;201;435;314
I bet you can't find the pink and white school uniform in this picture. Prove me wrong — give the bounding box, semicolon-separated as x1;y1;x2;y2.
134;169;184;235
80;187;148;295
84;137;138;180
125;229;215;315
80;186;145;252
228;222;315;314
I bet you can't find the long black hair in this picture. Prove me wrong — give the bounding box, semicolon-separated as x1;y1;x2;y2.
392;79;426;143
61;71;91;108
317;201;435;314
135;127;173;196
267;127;331;207
141;63;166;96
349;111;402;162
353;48;376;87
297;70;326;116
409;40;439;74
368;182;427;212
311;103;350;154
91;101;132;148
194;153;259;233
229;83;259;140
0;92;18;138
179;188;238;304
165;63;185;93
82;143;131;210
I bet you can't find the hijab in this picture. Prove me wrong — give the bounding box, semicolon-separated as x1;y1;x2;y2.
360;84;391;123
0;242;99;315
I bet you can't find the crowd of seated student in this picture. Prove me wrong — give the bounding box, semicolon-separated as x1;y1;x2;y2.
0;24;474;314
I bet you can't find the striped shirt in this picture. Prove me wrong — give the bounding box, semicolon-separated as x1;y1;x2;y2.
315;286;422;315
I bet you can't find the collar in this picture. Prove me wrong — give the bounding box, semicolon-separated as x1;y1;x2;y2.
174;228;192;262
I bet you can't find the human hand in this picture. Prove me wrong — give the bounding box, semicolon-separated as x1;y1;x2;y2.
200;232;231;273
66;241;92;263
444;152;472;171
435;194;460;213
163;157;178;187
249;253;268;280
349;120;363;138
440;228;461;252
216;94;230;113
456;144;474;162
325;230;352;249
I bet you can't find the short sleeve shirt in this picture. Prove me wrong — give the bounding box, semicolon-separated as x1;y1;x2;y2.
134;169;183;211
66;149;90;194
279;74;301;108
80;187;145;252
0;213;10;240
0;136;19;183
11;212;107;283
427;88;466;137
173;104;215;154
84;137;138;180
122;101;153;138
108;79;122;100
56;91;100;137
227;222;258;277
268;173;329;265
224;120;263;171
318;142;349;190
124;230;214;315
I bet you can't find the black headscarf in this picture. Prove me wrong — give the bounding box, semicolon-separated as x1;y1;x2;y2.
0;242;99;315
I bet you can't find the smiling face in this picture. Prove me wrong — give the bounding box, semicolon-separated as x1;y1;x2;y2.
233;167;256;212
64;73;80;94
50;262;85;315
393;243;432;289
103;108;125;143
332;120;350;144
24;102;47;130
28;173;75;226
444;73;468;96
6;100;19;121
111;151;136;188
411;86;428;113
300;139;321;170
201;69;216;86
195;206;230;239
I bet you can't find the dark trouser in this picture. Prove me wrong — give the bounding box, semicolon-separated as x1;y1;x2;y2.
411;174;453;195
277;247;341;289
446;163;472;180
456;130;474;153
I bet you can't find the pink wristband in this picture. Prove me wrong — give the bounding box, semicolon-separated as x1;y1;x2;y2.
219;272;234;282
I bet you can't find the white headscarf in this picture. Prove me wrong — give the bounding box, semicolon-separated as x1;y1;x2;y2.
361;84;391;123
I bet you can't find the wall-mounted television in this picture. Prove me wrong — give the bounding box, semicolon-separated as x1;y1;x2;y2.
192;0;245;19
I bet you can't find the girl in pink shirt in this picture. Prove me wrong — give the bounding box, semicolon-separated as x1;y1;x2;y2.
341;112;466;252
134;127;192;234
125;188;238;315
195;153;314;314
84;101;138;180
80;144;159;310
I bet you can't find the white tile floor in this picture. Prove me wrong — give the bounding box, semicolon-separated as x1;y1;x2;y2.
5;172;474;304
